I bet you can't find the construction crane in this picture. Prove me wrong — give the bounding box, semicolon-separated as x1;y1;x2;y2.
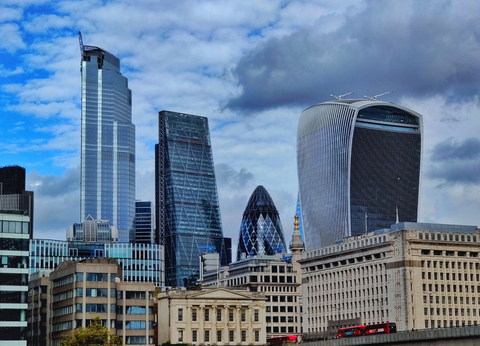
330;91;354;100
364;90;393;101
78;31;84;56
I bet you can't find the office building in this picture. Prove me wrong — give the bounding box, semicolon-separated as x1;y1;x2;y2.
201;217;304;340
29;239;163;287
156;110;227;287
80;35;135;242
66;215;118;242
134;201;155;244
297;99;423;248
0;211;30;346
157;287;266;345
28;258;156;346
299;222;480;338
295;193;304;241
237;185;287;261
0;165;34;238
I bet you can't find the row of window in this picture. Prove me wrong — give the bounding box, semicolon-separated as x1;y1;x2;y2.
185;329;260;343
266;326;296;334
421;260;479;270
419;233;477;242
179;307;259;322
265;295;296;303
422;284;480;293
422;272;480;281
265;316;296;323
424;307;479;317
424;295;479;305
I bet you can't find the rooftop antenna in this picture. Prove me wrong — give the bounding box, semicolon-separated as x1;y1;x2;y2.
78;31;84;56
330;91;354;100
364;90;393;101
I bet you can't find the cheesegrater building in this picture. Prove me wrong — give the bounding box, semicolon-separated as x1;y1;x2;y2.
156;110;227;287
79;33;135;242
297;99;423;249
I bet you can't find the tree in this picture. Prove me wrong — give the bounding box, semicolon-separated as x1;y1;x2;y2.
59;316;122;346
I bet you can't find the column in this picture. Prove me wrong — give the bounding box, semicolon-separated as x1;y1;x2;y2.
199;305;205;344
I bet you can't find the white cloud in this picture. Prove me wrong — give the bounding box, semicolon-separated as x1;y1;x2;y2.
0;23;26;52
23;14;72;33
0;7;23;23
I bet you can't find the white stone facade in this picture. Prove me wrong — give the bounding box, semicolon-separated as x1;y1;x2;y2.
300;222;480;337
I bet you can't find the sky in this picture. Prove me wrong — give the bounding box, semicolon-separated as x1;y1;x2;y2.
1;0;480;253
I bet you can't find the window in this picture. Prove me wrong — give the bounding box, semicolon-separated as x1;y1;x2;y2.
241;330;246;342
178;330;183;342
192;308;197;321
255;330;260;342
229;330;234;342
192;330;197;342
126;336;146;344
241;309;246;322
229;309;234;321
217;308;222;322
205;308;209;321
178;308;183;322
125;291;146;300
205;330;210;342
254;309;259;322
125;321;146;330
86;273;108;282
217;330;222;342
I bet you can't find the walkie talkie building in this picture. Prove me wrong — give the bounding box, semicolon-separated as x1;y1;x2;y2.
297;100;423;249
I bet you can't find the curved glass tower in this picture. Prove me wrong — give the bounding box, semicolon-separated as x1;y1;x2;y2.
237;185;287;261
297;100;423;249
80;40;135;242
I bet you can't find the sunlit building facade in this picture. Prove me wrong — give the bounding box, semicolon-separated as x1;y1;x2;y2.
237;186;287;261
297;100;423;249
80;38;135;242
156;110;227;286
134;201;155;244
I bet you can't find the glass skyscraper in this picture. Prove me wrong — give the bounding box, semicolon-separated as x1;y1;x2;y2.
156;110;227;287
80;36;135;242
135;201;155;244
237;185;287;261
297;100;423;249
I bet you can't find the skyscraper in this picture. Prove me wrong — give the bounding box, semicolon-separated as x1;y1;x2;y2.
0;165;34;238
135;200;155;244
156;110;227;287
297;99;423;249
237;185;287;261
79;33;135;242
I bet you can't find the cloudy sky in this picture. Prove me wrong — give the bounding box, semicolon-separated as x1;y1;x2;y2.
1;0;479;250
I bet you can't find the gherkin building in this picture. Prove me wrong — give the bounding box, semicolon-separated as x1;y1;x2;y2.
236;185;287;261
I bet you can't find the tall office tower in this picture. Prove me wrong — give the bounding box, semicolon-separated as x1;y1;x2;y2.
135;201;155;244
156;110;227;287
0;165;34;238
297;100;423;249
0;211;30;346
79;34;135;243
237;185;287;261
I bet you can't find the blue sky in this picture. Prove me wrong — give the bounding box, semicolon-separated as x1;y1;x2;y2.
1;0;480;247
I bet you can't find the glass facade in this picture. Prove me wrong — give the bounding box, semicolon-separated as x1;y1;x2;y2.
29;239;164;286
66;215;118;242
80;43;135;242
156;111;227;287
135;201;155;244
0;212;30;346
297;100;423;249
237;186;287;261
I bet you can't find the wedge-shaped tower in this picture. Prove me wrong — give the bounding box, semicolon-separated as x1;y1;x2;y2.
237;185;287;261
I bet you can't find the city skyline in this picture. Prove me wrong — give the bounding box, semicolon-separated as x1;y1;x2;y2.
0;1;480;253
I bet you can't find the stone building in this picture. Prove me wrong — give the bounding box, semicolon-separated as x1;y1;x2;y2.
299;222;480;338
157;287;266;345
27;258;156;346
200;216;304;340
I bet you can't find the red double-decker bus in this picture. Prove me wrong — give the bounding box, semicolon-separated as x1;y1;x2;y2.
365;322;397;335
266;335;297;345
338;325;366;337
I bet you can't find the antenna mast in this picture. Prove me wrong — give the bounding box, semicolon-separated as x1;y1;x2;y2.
364;90;393;101
330;91;354;100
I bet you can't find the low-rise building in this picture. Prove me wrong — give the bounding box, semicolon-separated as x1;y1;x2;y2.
27;258;156;346
300;222;480;338
157;287;266;345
